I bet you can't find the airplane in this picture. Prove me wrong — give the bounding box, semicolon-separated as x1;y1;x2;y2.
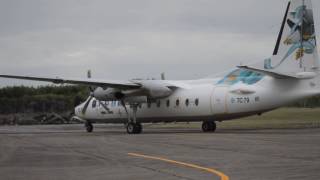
0;0;319;134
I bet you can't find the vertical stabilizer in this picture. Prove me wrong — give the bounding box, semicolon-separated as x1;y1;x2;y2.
264;0;318;74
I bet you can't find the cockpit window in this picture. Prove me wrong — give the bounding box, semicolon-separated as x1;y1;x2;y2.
217;69;264;85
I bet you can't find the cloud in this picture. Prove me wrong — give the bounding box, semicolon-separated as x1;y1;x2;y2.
0;0;314;87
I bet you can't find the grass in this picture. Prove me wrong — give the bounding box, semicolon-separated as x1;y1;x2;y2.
150;108;320;130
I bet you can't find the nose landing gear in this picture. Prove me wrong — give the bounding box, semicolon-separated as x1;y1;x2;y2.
85;121;93;133
202;121;216;132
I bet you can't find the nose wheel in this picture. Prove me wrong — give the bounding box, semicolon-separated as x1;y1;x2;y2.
85;121;93;133
202;121;216;132
126;122;142;134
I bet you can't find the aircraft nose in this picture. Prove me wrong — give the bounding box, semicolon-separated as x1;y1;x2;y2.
74;105;83;117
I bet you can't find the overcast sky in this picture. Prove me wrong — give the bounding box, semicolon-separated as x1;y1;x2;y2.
0;0;319;86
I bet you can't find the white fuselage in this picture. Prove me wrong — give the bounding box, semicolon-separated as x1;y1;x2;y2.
74;75;320;124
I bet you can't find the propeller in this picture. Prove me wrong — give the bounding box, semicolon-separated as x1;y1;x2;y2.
82;96;93;114
87;70;95;92
81;69;113;115
81;70;95;115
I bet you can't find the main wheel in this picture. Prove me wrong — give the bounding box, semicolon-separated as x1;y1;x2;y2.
126;122;142;134
209;121;216;132
202;121;216;132
202;121;210;132
126;123;135;134
85;121;93;133
135;123;143;134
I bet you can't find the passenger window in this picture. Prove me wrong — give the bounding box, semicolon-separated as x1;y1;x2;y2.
185;99;189;106
92;100;97;108
176;99;180;106
195;98;199;106
166;99;170;107
157;100;161;107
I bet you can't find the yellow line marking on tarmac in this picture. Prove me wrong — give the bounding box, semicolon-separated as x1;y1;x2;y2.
128;153;229;180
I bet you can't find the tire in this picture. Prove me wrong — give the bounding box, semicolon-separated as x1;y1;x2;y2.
85;121;93;133
202;121;216;133
126;123;135;134
210;121;217;132
202;122;210;132
135;123;143;134
126;122;143;134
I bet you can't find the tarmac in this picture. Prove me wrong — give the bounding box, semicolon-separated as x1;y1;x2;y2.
0;124;319;180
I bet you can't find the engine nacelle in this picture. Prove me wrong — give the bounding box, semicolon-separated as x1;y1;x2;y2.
93;87;124;101
141;81;172;99
93;81;172;101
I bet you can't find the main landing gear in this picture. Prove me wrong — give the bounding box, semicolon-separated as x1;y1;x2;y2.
124;103;143;134
202;121;216;132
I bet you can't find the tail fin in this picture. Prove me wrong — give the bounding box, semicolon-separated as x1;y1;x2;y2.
263;0;318;74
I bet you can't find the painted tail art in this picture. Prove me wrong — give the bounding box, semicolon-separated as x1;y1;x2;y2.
264;0;318;72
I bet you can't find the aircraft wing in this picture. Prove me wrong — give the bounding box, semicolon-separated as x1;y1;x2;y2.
0;74;141;89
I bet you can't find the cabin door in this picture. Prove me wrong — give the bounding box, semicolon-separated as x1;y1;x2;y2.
211;86;228;115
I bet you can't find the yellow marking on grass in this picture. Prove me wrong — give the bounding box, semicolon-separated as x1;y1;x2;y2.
128;152;229;180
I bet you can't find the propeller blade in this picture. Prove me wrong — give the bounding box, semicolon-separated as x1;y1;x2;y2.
82;96;93;115
87;70;92;79
87;69;95;92
89;86;95;92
